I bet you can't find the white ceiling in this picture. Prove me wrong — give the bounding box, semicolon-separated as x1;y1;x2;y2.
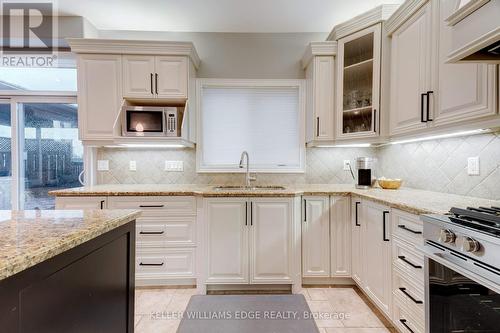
56;0;403;33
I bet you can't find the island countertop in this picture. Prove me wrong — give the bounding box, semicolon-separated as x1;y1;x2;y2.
48;184;500;215
0;209;141;281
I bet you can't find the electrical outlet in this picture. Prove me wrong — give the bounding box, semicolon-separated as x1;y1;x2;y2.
129;161;137;171
164;161;183;171
97;160;109;171
467;157;480;176
343;160;351;171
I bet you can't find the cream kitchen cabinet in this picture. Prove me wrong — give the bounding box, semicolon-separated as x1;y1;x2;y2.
76;54;123;140
302;196;330;277
387;0;498;137
123;55;188;99
302;42;337;145
203;197;298;289
55;196;107;209
351;199;392;317
302;195;351;279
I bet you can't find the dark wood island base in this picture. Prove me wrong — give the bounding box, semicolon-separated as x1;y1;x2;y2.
0;220;136;333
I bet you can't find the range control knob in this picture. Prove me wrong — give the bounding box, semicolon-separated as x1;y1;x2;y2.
460;236;481;253
439;229;456;244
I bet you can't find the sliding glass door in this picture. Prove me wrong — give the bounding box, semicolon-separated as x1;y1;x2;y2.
19;102;82;209
0;101;12;209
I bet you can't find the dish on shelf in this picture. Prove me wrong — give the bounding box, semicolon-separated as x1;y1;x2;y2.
378;178;402;190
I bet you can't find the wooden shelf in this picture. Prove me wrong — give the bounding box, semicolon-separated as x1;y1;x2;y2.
343;58;373;70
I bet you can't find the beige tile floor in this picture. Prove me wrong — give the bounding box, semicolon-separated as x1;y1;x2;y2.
134;286;395;333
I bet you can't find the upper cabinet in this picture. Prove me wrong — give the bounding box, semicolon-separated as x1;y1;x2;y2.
302;42;337;144
336;24;381;140
386;0;498;137
123;55;188;99
67;39;200;143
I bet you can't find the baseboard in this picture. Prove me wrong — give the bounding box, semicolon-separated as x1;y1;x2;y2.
206;284;292;293
302;277;355;286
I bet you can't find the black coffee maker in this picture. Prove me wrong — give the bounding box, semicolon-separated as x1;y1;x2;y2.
355;157;375;189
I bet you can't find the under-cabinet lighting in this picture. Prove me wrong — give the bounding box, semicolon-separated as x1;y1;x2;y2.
315;143;372;148
389;129;489;145
103;144;185;148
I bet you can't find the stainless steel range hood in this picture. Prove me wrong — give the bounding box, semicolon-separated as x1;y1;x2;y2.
446;0;500;63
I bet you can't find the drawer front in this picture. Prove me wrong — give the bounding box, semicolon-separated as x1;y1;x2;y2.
136;224;166;247
392;209;423;246
164;217;196;246
393;238;424;284
393;297;425;333
393;268;424;324
136;249;195;278
108;196;196;216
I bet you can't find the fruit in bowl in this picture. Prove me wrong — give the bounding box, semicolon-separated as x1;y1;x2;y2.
377;177;402;190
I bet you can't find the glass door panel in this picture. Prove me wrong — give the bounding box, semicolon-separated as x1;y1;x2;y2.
0;103;12;209
19;103;82;209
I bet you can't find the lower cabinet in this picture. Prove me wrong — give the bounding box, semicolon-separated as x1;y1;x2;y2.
351;198;392;317
204;197;295;285
55;196;107;209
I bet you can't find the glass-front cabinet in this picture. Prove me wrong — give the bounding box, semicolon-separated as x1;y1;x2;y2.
336;24;381;139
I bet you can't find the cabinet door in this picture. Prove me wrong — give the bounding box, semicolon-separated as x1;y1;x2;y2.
362;200;392;316
351;199;363;286
302;196;330;277
336;24;381;139
432;0;497;125
205;198;249;284
312;57;335;141
122;55;155;98
390;2;432;135
77;54;122;140
155;56;188;99
330;196;351;277
250;198;293;283
55;196;107;209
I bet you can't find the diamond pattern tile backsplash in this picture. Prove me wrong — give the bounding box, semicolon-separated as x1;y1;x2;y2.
96;131;500;200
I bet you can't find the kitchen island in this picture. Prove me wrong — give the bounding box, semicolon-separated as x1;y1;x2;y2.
0;209;141;333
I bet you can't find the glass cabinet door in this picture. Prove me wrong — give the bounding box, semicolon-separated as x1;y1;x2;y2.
337;24;381;138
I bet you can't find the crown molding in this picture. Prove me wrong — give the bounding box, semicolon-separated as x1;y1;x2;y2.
446;0;490;26
327;4;400;41
301;41;337;68
66;38;201;69
385;0;429;36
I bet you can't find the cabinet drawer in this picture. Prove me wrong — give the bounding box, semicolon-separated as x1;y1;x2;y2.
107;196;196;216
393;268;424;324
136;216;196;247
392;209;423;246
393;238;424;284
136;249;195;278
136;224;166;247
393;297;425;333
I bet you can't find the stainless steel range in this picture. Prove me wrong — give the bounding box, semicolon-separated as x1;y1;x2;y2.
421;206;500;332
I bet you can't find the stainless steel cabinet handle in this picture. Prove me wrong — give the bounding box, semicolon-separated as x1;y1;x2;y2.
398;256;422;269
398;224;422;235
399;287;423;304
139;231;164;235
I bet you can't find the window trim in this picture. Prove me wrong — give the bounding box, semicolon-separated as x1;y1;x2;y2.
1;95;78;209
195;78;306;173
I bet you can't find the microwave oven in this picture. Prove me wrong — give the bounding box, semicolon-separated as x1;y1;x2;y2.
122;106;180;137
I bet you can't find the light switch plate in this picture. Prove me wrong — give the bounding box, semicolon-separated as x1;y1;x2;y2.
97;160;109;171
129;161;137;171
343;160;351;171
467;157;480;175
164;160;183;171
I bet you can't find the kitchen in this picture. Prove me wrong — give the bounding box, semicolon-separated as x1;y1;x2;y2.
0;0;499;332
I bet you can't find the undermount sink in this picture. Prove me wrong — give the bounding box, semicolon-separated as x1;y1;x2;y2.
213;185;286;191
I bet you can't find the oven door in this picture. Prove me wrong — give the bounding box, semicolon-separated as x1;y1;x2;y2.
123;108;165;136
425;255;500;332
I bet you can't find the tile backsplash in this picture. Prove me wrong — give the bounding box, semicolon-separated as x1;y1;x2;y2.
96;131;500;200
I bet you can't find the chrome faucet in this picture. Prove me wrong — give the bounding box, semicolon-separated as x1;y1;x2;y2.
239;151;256;187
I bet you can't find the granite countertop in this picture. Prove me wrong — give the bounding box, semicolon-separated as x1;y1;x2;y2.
49;184;500;215
0;209;141;281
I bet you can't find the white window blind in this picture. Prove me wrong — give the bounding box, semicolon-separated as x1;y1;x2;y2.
198;81;304;172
